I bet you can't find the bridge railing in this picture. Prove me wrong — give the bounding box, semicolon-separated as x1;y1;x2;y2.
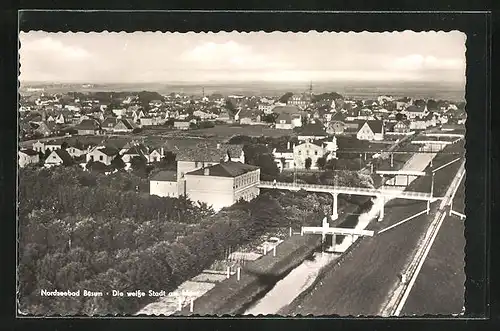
259;181;432;199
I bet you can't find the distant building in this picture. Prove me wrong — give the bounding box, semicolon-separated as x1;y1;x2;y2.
86;147;118;165
297;120;327;141
405;105;428;119
273;141;295;171
356;120;384;141
293;141;326;169
273;105;303;129
75;119;101;135
113;118;137;133
275;113;294;130
102;117;119;131
217;111;232;123
18;149;40;168
388;120;411;133
44;149;73;167
32;141;45;153
236;109;262;125
184;161;260;211
44;141;62;153
287;94;311;108
174;121;190;130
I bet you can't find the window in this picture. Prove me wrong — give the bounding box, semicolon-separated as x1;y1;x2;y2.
99;155;103;161
90;155;94;161
306;150;310;155
315;151;318;155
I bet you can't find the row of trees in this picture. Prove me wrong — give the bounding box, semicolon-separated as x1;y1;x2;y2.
18;165;330;315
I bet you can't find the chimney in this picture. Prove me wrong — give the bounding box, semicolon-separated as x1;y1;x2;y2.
204;168;210;176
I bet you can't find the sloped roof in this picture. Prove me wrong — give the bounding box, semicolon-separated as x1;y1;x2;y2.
53;149;73;164
118;118;137;130
123;144;148;156
364;120;383;134
276;113;292;123
405;105;426;113
298;121;327;136
150;170;177;182
237;108;260;119
76;119;100;130
20;148;39;156
186;161;259;177
102;117;118;127
98;147;119;156
175;143;244;162
273;105;301;115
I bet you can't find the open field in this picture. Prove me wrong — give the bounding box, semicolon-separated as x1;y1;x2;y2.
401;178;465;316
280;144;464;316
164;124;295;139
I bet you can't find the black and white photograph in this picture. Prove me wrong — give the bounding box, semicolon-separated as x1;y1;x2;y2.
17;29;467;317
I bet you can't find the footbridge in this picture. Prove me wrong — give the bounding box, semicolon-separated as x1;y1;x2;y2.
259;181;441;220
376;170;427;187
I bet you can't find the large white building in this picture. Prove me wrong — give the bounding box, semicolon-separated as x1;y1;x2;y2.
150;170;181;198
273;137;338;171
184;162;260;211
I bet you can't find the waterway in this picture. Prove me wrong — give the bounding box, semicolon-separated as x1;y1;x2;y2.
243;146;440;315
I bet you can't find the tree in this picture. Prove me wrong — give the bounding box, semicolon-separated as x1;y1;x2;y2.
305;157;312;170
225;99;237;116
278;92;293;103
316;157;326;170
261;113;278;123
395;112;407;121
86;161;109;174
111;155;126;171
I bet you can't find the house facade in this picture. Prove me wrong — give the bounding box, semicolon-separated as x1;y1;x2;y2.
273;143;295;171
174;121;190;130
44;149;73;167
32;141;45;153
391;120;411;133
184;162;260;211
356;121;384;141
149;170;180;198
18;149;40;168
293;141;325;169
86;147;117;165
326;121;346;135
275;113;293;130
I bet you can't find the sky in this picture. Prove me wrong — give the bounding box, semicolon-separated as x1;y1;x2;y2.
19;31;466;85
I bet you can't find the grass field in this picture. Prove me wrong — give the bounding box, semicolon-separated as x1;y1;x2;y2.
401;178;465;316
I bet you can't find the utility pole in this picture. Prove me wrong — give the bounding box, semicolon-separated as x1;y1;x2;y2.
430;172;435;197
